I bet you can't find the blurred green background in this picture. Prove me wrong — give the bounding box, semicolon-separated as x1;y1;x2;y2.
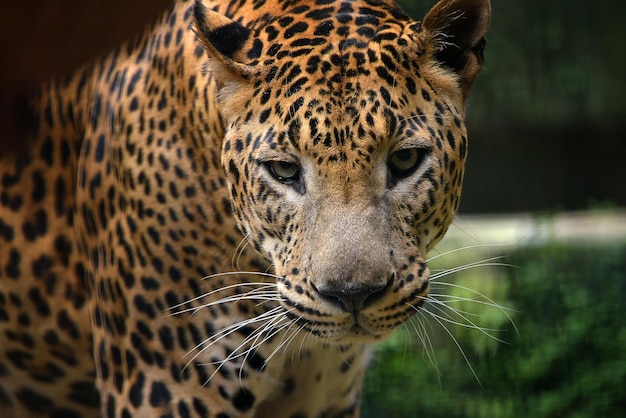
362;0;626;416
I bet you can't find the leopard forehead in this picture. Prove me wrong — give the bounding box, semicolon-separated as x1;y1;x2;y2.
217;3;466;170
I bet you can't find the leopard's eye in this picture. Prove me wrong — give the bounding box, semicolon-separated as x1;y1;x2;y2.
267;160;300;183
389;148;422;177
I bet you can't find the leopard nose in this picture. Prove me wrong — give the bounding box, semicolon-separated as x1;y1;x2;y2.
314;275;393;312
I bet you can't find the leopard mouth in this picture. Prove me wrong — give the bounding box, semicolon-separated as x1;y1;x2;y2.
280;279;429;343
283;305;403;343
345;321;389;342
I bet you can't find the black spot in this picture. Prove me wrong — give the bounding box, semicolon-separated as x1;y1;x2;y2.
194;363;211;387
114;371;124;393
5;248;21;278
170;362;185;383
129;96;139;111
176;327;189;350
1;191;24;211
246;352;265;372
283;378;295;395
287;97;304;120
459;136;468;160
31;254;53;279
6;349;32;369
90;94;102;130
248;38;263;59
284;22;309;39
193;397;209;416
376;66;395;87
57;309;80;338
126;349;138;375
149;381;172;407
54;176;67;216
228;160;240;184
137;320;154;340
53;234;71;267
147;226;161;245
28;287;51;316
446;130;457;149
184;185;196;197
158;326;174;351
50;408;82;418
22;209;48;241
17;313;30;326
178;400;192;418
406;77;417;95
40;135;54;165
232;388;255;411
15;387;53;413
106;394;116;418
168;265;182;282
259;108;271;123
0;218;14;241
141;275;161;291
31;170;46;203
129;371;145;408
169;182;179;198
49;344;79;367
127;68;143;95
314;20;333;36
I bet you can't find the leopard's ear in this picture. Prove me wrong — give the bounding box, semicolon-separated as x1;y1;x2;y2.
421;0;491;97
193;0;257;81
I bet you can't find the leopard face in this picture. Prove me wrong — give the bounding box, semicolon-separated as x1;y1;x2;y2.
195;0;490;343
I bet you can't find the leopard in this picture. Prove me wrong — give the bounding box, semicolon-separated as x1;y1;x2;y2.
0;0;491;416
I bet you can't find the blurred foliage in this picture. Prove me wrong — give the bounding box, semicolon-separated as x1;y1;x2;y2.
397;0;626;128
362;243;626;417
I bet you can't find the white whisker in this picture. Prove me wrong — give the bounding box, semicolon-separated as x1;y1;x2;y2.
422;299;509;345
198;310;291;384
407;314;442;384
429;281;519;338
430;256;513;280
422;305;483;388
427;242;515;264
231;234;252;271
165;278;279;314
182;306;284;370
266;317;306;365
428;292;517;313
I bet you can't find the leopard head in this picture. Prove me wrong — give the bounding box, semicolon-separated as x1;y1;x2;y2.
194;0;490;343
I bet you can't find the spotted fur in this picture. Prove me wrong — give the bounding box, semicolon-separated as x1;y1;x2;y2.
0;0;490;416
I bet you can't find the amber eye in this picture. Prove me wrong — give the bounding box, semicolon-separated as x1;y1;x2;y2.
267;160;300;183
389;148;422;177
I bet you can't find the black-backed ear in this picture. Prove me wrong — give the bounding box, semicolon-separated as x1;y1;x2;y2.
422;0;491;97
193;0;256;81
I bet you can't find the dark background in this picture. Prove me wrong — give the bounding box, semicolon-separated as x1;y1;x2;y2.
399;0;626;214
